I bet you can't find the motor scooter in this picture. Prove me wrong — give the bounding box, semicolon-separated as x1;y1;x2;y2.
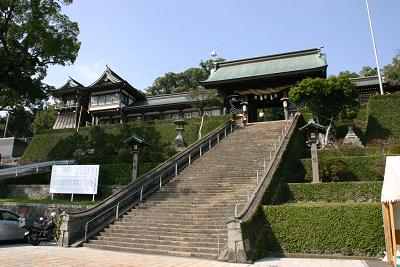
19;211;57;246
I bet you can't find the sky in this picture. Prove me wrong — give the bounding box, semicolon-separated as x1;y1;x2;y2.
44;0;400;92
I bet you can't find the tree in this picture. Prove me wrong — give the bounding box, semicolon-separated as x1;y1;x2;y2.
384;53;400;85
188;88;222;139
31;104;58;134
289;76;359;146
359;66;378;77
199;58;225;75
0;0;80;110
146;58;225;96
0;106;35;137
338;71;360;79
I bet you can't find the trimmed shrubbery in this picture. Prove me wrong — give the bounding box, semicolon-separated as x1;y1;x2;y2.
300;155;386;182
22;116;231;166
279;181;382;203
365;95;400;144
262;203;384;257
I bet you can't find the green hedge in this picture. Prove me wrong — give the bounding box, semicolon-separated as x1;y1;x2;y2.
5;172;51;185
4;164;141;186
279;182;382;203
365;95;400;144
317;147;382;157
300;155;386;182
241;203;385;259
259;203;384;257
22;115;231;165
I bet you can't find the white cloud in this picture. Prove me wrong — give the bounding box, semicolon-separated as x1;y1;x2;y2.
72;61;106;85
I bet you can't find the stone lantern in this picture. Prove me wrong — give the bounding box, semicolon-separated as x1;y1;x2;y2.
299;120;326;183
281;97;289;121
124;134;149;182
172;118;187;151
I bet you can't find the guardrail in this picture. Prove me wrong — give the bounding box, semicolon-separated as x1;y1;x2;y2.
60;120;237;246
0;160;75;180
234;114;299;221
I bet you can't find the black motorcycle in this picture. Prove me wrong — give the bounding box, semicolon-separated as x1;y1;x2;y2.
19;212;57;246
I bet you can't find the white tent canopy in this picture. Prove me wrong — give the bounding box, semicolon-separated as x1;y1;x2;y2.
381;156;400;203
381;156;400;267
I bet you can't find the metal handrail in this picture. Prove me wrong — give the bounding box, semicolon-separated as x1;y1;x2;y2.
0;160;75;179
78;120;237;244
234;114;299;220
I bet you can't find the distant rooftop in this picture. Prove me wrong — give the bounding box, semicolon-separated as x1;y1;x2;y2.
126;93;193;109
202;48;327;85
350;75;387;87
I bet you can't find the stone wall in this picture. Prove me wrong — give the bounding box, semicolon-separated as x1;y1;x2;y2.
1;185;124;200
0;202;92;221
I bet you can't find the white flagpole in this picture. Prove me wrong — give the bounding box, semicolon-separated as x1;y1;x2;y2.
365;0;384;95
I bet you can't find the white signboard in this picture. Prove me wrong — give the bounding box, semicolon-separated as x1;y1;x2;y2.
50;165;99;195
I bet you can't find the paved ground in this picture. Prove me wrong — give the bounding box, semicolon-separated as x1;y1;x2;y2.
0;242;388;267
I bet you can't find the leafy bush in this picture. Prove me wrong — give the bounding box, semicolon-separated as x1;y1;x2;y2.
99;164;132;185
279;181;382;203
300;155;386;182
365;95;400;144
260;203;384;257
5;172;51;185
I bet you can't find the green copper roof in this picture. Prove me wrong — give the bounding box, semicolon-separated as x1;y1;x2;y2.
202;48;327;85
350;76;387;87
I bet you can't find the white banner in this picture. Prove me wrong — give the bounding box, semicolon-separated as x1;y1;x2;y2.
50;165;99;194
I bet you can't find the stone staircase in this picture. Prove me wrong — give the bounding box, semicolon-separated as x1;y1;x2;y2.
85;121;287;259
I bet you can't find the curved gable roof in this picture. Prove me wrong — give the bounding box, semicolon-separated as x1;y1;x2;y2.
202;48;327;85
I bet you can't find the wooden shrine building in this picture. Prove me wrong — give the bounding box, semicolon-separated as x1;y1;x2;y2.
201;48;328;123
54;47;332;129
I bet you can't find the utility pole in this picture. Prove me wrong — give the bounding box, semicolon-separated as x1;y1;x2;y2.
3;112;9;138
365;0;384;95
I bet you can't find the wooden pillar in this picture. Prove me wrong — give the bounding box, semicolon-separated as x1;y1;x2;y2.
311;142;320;183
389;202;397;266
383;203;394;264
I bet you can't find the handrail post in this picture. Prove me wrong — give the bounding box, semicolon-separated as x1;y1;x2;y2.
224;129;227;137
235;202;238;217
159;174;162;189
84;223;88;243
15;167;18;177
209;139;211;150
188;154;191;165
217;133;220;143
116;203;119;220
175;164;178;176
36;165;39;173
140;186;143;202
256;170;259;184
200;145;202;156
230;124;233;132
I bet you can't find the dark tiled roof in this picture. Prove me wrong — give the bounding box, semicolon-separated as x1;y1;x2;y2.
87;66;145;100
57;77;86;94
126;93;193;109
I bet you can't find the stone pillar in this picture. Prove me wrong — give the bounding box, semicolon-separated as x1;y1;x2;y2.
222;220;247;263
311;142;320;183
131;147;139;182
